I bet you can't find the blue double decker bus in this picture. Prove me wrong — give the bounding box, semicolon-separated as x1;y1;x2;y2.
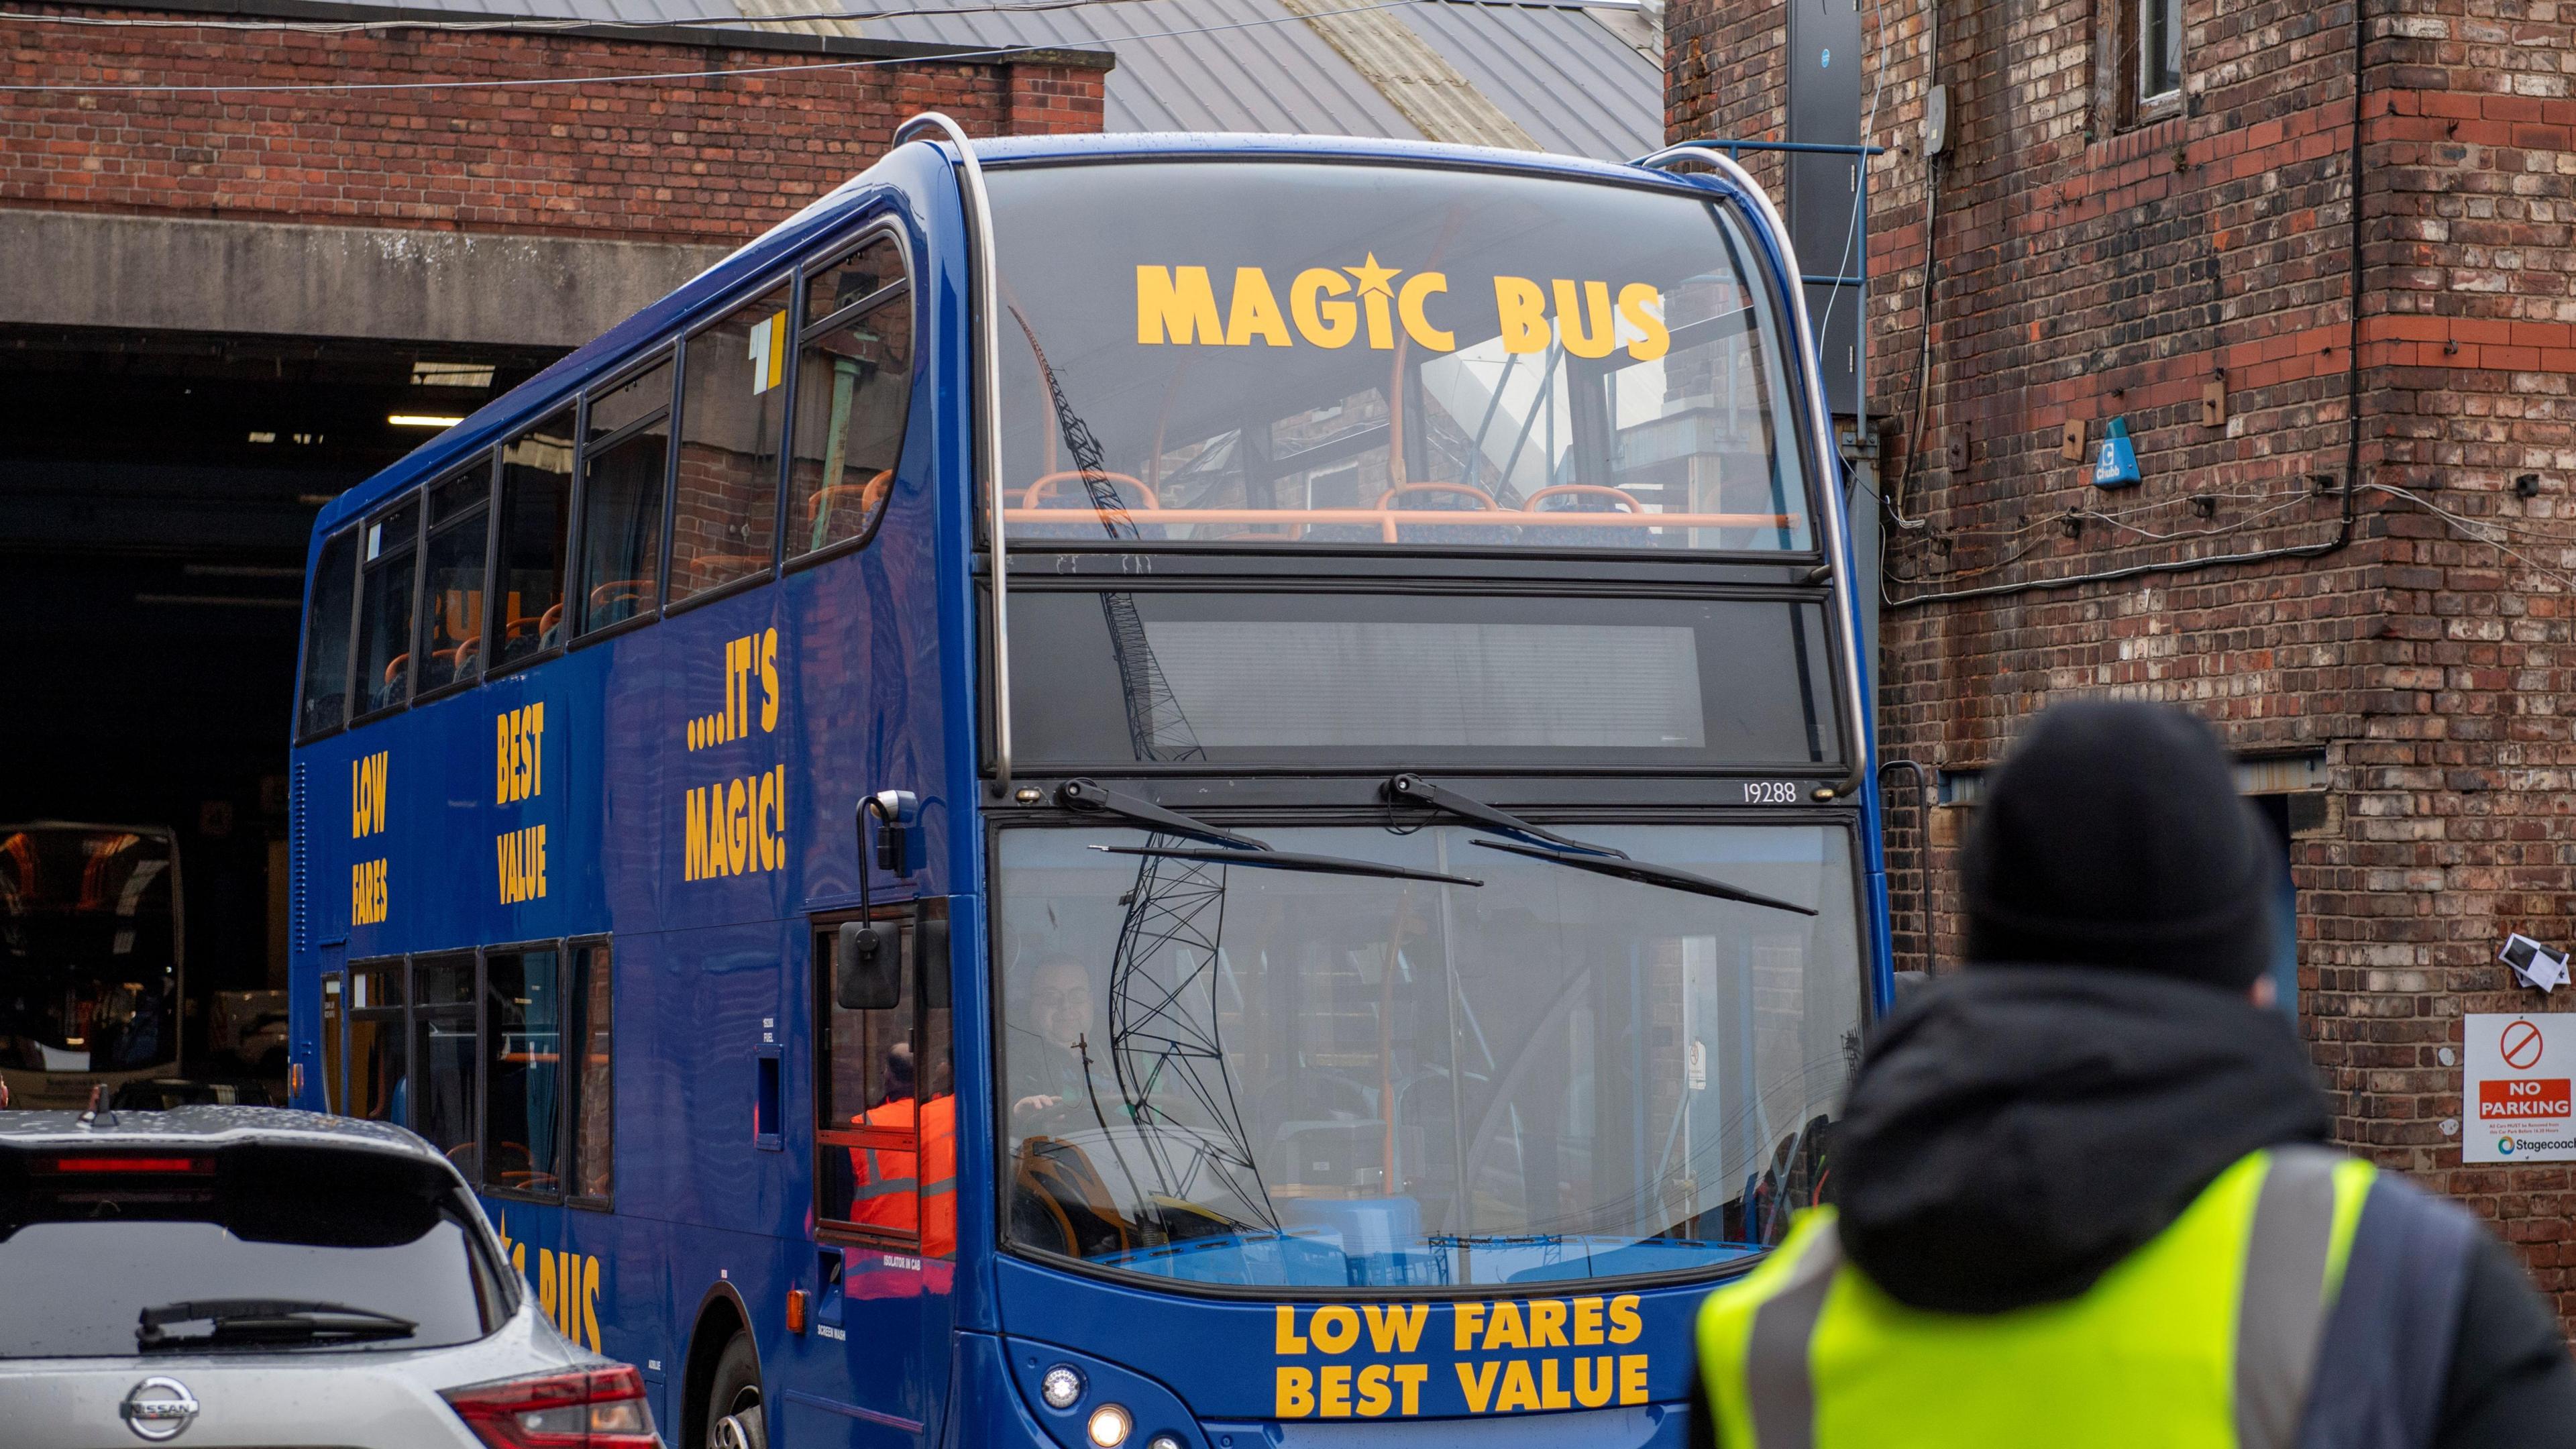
286;117;1891;1449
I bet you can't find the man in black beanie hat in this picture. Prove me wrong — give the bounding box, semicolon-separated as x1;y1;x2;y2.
1694;698;2576;1449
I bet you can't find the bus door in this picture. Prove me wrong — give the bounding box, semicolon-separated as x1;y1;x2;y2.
802;899;954;1445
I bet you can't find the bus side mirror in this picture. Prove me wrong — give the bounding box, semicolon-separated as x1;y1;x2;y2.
835;920;904;1011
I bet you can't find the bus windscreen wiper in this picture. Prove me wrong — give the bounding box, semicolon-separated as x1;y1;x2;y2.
138;1299;418;1352
1057;778;1268;851
1063;778;1477;884
1383;773;1627;858
1469;839;1817;916
1091;844;1483;888
1387;774;1812;914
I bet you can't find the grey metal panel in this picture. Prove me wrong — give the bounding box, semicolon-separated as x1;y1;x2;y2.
867;0;1422;139
1395;1;1658;160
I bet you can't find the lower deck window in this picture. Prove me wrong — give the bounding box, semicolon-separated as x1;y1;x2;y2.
330;942;613;1205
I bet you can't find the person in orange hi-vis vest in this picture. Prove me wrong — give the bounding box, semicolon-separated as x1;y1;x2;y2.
849;1042;956;1255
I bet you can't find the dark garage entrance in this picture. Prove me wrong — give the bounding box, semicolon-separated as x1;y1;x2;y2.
0;325;556;1096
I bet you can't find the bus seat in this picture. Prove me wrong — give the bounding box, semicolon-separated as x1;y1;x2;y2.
1013;1136;1132;1260
1016;471;1165;541
1523;483;1650;548
1377;482;1514;546
801;470;894;551
537;602;564;642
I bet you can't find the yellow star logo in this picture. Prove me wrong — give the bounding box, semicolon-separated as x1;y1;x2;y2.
1346;254;1400;297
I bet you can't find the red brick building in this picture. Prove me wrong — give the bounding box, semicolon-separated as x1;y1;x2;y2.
0;0;1107;1025
1671;0;2576;1308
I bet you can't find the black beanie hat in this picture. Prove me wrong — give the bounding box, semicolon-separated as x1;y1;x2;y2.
1961;699;2280;991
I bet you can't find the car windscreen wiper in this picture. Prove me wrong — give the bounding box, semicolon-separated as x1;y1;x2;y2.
1057;778;1267;851
1383;773;1626;858
1470;839;1816;916
1091;844;1483;888
138;1299;418;1352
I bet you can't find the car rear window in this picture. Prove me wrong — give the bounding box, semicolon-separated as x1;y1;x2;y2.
0;1143;511;1358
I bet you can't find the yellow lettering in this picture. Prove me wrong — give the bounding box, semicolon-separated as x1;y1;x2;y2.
704;783;728;875
1574;1356;1615;1408
529;703;542;795
1572;1296;1605;1346
1397;272;1452;350
726;777;749;875
498;714;513;801
534;824;546;898
685;786;707;881
771;766;787;864
1530;1298;1569;1348
1276;1367;1316;1418
1393;1364;1427;1417
1552;279;1617;360
1291;268;1356;348
1608;1293;1642;1344
1362;1302;1428;1354
1618;1354;1648;1405
1226;267;1292;347
1617;282;1669;362
722;640;739;742
579;1254;600;1353
1456;1360;1500;1415
1319;1364;1352;1418
1274;1304;1307;1354
1495;1359;1540;1413
1452;1301;1487;1352
1540;1357;1572;1411
1137;266;1225;345
759;630;780;733
756;771;778;873
538;1248;558;1322
1309;1305;1360;1355
1356;1364;1392;1418
1481;1300;1528;1350
1494;276;1550;354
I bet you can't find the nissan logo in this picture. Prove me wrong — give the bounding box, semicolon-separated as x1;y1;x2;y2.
120;1377;199;1442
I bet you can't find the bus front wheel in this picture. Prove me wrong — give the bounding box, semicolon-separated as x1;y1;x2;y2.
706;1330;765;1449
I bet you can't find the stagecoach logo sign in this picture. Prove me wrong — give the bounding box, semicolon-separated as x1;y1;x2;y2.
120;1377;199;1442
1135;260;1672;363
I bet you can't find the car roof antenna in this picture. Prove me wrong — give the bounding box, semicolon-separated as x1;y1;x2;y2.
79;1083;117;1129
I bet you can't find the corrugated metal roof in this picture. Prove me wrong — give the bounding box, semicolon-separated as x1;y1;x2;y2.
219;0;1662;161
1397;1;1660;160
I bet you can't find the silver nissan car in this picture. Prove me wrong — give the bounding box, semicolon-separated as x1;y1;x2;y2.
0;1104;659;1447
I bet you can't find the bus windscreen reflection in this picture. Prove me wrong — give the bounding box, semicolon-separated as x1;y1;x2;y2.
996;822;1861;1289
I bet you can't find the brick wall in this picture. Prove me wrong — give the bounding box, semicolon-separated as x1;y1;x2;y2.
1;3;1109;243
1673;0;2576;1317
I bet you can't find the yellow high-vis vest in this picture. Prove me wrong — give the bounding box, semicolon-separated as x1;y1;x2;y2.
1697;1147;2377;1449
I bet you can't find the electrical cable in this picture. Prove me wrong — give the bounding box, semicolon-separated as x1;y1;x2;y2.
0;0;1415;93
2363;483;2576;596
1882;0;2370;608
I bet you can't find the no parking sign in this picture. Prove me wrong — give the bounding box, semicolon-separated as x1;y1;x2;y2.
2466;1014;2576;1162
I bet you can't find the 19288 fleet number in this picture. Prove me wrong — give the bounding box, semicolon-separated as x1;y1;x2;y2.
1743;780;1799;805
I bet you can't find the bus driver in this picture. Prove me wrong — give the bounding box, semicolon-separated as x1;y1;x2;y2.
1008;955;1103;1132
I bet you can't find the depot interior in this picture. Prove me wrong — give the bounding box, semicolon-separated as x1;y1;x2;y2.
0;324;559;1083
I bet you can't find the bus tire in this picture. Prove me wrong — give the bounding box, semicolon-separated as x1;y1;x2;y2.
706;1330;765;1449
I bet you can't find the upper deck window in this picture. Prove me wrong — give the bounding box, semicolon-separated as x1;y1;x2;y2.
298;527;359;737
791;235;912;559
354;498;421;716
986;162;1815;554
675;283;792;603
419;462;493;693
495;409;576;667
576;356;674;636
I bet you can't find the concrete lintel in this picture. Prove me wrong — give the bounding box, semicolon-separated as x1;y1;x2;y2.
0;209;731;350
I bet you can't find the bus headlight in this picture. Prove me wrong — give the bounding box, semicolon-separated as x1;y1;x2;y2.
1086;1403;1132;1448
1040;1366;1085;1410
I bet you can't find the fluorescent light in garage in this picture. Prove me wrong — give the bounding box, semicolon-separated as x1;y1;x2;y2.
388;414;465;429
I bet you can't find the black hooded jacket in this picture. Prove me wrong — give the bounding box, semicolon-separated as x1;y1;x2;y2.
1695;968;2576;1447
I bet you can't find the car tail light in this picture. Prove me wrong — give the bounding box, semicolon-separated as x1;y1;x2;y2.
442;1364;657;1449
41;1156;211;1175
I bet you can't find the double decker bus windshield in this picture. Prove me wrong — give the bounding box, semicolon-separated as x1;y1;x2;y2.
996;822;1861;1289
986;161;1815;551
0;826;178;1073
